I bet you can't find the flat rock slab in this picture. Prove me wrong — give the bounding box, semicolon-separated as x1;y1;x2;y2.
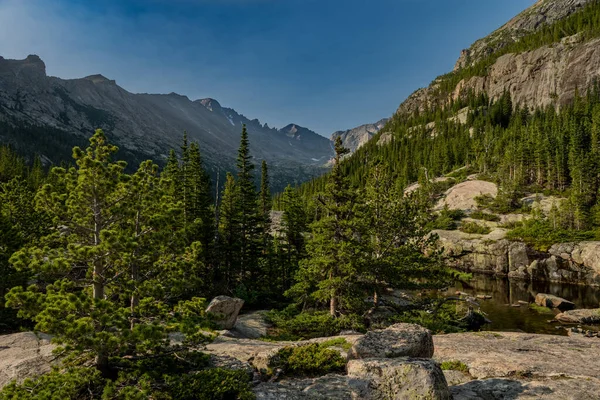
433;332;600;380
0;332;55;389
535;293;575;311
451;377;600;400
254;374;369;400
349;323;434;360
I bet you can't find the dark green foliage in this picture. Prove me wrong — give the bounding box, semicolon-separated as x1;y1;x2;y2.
266;307;365;340
459;222;492;235
440;360;469;373
273;344;346;377
430;207;465;230
390;302;469;334
506;218;597;251
469;211;501;222
0;363;255;400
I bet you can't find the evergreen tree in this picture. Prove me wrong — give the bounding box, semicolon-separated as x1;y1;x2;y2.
218;172;241;291
235;125;261;291
289;137;365;316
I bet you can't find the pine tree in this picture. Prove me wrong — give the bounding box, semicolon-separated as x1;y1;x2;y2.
289;137;365;316
235;125;261;290
218;172;241;291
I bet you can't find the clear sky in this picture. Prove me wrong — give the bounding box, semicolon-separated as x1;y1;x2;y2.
0;0;533;135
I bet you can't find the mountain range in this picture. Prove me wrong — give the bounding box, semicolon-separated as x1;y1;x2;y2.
0;55;351;190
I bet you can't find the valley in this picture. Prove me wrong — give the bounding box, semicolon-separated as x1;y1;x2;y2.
4;0;600;399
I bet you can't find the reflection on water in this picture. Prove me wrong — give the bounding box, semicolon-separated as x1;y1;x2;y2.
441;274;600;335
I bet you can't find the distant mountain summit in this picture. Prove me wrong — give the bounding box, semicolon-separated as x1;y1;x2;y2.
0;55;333;189
330;118;389;154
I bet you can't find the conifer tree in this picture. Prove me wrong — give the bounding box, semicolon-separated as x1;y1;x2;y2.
235;125;261;289
289;137;365;316
218;172;241;290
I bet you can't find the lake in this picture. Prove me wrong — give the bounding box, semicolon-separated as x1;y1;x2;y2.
440;274;600;335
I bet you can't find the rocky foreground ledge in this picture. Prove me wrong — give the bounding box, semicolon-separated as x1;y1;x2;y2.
2;326;600;399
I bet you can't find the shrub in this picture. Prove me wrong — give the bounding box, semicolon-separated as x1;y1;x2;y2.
459;222;491;235
273;344;346;377
440;360;469;373
266;308;365;340
506;218;597;251
1;356;256;400
429;207;465;230
470;211;500;222
319;337;352;351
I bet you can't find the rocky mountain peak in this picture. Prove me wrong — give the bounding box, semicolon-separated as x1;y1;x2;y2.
0;54;46;79
198;98;223;113
83;74;116;85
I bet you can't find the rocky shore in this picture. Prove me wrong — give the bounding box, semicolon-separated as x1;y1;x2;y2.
3;322;600;399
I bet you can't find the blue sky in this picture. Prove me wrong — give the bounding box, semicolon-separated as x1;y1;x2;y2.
0;0;532;135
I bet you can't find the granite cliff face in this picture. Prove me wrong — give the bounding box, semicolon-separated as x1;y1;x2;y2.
397;0;600;116
330;118;389;154
0;55;333;189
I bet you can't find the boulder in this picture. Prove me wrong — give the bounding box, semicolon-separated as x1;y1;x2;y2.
555;309;600;325
535;293;575;311
232;311;270;339
0;332;56;389
435;180;498;212
206;295;244;329
349;323;434;360
347;358;451;400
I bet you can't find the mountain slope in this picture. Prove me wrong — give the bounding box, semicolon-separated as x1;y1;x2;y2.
0;55;333;189
330;118;389;154
398;0;599;116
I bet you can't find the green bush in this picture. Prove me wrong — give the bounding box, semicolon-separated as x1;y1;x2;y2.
429;207;465;230
390;302;469;334
266;308;365;340
440;360;469;373
1;356;255;400
459;222;491;235
506;218;597;251
273;344;346;377
470;211;500;222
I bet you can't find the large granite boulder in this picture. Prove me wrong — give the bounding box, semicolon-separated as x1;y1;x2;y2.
231;311;271;339
0;332;55;389
555;308;600;324
206;295;244;329
349;323;434;360
347;358;451;400
535;293;576;311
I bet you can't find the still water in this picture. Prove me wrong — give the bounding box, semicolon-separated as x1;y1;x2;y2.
440;274;600;335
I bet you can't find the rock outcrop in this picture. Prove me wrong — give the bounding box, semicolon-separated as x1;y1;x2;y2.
397;0;600;120
330;118;389;154
435;180;498;212
206;296;245;330
436;227;600;286
434;331;600;399
0;332;55;389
